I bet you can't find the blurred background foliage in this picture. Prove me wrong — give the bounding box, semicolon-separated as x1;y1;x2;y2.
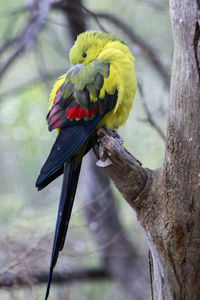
0;0;172;299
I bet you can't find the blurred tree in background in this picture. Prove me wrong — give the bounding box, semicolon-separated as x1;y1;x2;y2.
0;0;171;299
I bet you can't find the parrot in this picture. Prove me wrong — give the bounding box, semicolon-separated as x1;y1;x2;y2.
35;30;137;300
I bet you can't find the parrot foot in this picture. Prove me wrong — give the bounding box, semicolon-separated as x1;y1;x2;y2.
110;130;124;144
98;126;124;144
95;126;124;168
95;127;112;167
95;133;112;166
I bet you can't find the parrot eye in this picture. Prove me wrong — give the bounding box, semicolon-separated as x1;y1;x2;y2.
82;52;87;58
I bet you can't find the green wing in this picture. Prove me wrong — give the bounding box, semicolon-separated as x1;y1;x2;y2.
61;60;110;108
47;60;117;131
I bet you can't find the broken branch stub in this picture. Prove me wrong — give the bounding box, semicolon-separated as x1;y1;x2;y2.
94;128;153;211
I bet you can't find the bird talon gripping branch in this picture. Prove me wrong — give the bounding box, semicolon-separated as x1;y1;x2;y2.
98;126;124;145
35;31;137;300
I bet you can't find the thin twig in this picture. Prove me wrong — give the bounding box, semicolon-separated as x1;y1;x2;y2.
0;6;28;18
137;81;166;141
0;38;18;55
2;234;51;274
0;70;66;101
81;6;108;33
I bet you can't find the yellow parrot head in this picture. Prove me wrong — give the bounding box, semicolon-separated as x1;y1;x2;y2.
69;31;122;66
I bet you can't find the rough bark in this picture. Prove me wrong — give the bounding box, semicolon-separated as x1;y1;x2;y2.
95;1;200;299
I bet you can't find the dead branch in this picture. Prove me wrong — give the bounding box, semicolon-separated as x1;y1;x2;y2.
0;70;66;102
0;267;110;288
0;0;50;80
0;38;18;55
94;128;153;212
51;0;87;41
81;6;108;32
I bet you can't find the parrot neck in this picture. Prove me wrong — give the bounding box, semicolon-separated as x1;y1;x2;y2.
97;41;134;66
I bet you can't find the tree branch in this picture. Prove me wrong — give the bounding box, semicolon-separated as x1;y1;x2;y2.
0;267;110;288
51;0;87;41
94;128;153;211
0;0;50;80
81;6;108;32
0;38;18;56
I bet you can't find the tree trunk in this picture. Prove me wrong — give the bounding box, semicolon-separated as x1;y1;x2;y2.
95;1;200;299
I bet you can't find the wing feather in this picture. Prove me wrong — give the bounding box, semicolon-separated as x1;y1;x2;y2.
47;59;117;131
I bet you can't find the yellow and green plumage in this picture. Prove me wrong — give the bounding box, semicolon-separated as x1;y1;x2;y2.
49;31;136;129
36;31;136;300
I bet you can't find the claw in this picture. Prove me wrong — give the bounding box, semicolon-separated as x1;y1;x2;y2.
103;126;124;144
97;126;124;144
113;131;124;144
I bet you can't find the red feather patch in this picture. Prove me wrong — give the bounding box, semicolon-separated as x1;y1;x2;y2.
66;105;85;120
53;90;61;106
66;104;100;120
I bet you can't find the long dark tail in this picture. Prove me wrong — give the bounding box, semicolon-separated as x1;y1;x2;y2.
45;157;82;300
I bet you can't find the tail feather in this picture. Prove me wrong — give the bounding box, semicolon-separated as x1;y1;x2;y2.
36;116;103;191
45;158;82;300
